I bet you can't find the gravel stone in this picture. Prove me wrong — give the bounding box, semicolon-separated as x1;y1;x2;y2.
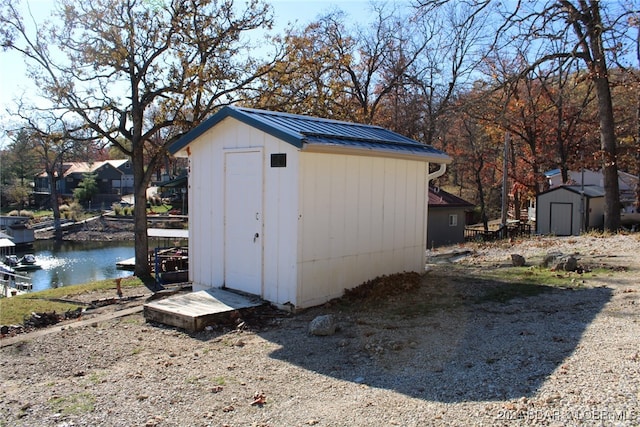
1;234;639;426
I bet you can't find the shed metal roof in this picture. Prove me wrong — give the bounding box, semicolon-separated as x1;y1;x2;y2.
170;106;451;163
539;185;606;198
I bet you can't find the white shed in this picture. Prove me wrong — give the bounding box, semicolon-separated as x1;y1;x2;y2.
169;107;452;309
536;185;605;236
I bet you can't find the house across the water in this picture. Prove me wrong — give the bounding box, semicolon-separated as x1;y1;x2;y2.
34;160;134;207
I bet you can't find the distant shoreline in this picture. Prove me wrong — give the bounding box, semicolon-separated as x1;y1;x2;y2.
34;216;135;242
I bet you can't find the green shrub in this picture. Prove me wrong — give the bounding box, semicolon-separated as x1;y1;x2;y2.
73;172;98;203
112;203;123;215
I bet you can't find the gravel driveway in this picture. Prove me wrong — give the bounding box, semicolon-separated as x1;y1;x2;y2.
1;234;639;426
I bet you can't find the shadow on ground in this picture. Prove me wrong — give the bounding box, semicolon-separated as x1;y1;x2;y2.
262;276;612;403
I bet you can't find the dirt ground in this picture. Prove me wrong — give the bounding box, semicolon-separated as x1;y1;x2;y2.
1;233;639;426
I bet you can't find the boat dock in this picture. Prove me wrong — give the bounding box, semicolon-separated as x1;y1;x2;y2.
117;228;189;285
1;268;33;298
116;256;136;270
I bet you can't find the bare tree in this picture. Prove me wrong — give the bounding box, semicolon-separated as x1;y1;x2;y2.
409;1;493;146
9;115;96;239
249;5;428;125
1;0;279;280
539;57;595;185
339;3;428;125
416;0;638;231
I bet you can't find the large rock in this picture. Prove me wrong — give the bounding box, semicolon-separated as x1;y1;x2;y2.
563;256;578;272
309;314;337;336
552;256;579;272
540;252;563;268
541;254;556;268
511;254;526;267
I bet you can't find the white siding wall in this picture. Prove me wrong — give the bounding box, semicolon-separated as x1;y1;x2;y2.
297;152;428;307
262;137;299;306
587;197;605;229
187;124;225;290
187;118;299;304
187;117;430;308
537;189;579;235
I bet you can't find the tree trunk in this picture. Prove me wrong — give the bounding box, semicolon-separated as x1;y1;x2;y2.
636;81;640;211
474;163;489;232
587;2;620;232
593;76;621;231
132;150;150;281
47;172;62;241
557;97;570;184
635;27;640;212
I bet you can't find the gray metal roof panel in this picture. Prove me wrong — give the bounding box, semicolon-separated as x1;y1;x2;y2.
240;107;424;144
539;185;606;198
564;185;606;197
170;106;451;161
303;134;449;157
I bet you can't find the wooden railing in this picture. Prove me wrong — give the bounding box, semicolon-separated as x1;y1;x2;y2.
464;222;532;242
1;270;33;297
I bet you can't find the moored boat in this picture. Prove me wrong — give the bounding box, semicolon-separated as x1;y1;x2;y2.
3;254;20;267
3;253;41;271
20;254;37;265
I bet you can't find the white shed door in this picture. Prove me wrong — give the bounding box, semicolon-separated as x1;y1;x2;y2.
550;202;573;236
224;151;263;296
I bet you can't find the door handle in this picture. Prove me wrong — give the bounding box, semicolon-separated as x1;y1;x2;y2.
254;233;259;242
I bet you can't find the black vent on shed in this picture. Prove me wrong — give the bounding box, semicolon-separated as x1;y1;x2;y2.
270;153;287;168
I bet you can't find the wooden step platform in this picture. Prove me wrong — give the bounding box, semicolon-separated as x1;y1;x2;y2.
143;288;263;332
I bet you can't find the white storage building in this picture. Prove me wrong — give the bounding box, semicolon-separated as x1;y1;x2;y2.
536;185;605;236
170;106;451;309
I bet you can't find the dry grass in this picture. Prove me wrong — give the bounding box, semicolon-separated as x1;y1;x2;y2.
0;277;145;325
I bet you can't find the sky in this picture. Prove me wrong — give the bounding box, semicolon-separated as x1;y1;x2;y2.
0;0;412;147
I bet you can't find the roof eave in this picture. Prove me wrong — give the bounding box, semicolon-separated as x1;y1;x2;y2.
170;106;304;156
302;143;452;164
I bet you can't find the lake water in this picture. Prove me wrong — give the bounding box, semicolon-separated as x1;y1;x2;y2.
20;240;135;292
